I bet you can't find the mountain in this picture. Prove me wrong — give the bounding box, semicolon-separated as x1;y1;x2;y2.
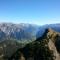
0;23;60;42
8;28;60;60
0;23;40;60
0;23;39;41
36;23;60;38
0;23;60;60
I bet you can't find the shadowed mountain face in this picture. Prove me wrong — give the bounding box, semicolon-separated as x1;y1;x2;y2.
8;28;60;60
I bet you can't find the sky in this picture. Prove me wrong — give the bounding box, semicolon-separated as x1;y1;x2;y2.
0;0;60;25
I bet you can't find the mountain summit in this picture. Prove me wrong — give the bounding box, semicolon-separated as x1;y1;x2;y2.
9;28;60;60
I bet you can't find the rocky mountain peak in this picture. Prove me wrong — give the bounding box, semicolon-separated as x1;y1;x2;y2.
8;28;60;60
41;28;58;40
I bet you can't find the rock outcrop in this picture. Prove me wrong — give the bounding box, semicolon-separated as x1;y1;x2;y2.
8;28;60;60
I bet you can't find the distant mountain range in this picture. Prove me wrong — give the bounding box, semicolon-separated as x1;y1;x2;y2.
0;23;60;42
0;23;60;41
0;23;39;42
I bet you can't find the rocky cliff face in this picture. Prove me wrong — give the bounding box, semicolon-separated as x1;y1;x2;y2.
8;28;60;60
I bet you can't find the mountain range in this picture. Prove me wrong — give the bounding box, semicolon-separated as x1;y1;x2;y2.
0;23;60;42
0;23;60;60
0;23;39;42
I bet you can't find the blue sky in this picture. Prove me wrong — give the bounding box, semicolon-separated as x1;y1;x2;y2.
0;0;60;25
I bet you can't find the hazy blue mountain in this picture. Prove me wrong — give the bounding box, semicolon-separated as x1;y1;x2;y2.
0;23;39;41
0;23;60;42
